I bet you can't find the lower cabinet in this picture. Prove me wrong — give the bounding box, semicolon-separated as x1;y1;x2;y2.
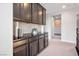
45;36;48;47
44;33;48;48
29;40;38;56
13;33;48;56
77;38;79;50
39;35;44;52
13;44;28;56
76;28;79;55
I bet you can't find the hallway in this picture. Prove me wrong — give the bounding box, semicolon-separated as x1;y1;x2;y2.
38;39;78;56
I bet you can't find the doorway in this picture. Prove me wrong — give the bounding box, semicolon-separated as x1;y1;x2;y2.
52;15;61;39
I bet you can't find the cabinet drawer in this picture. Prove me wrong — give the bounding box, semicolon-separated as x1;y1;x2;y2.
45;34;48;37
29;37;38;42
39;35;44;38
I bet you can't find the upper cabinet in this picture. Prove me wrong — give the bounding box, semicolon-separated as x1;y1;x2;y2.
13;3;31;22
13;3;20;21
37;4;43;25
13;3;46;25
19;3;25;21
24;3;32;23
31;3;38;24
42;8;46;25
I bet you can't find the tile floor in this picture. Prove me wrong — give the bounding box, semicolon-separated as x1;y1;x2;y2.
38;39;78;56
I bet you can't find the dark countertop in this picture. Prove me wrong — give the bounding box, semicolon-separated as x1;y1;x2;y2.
13;32;48;48
13;32;48;41
13;39;28;48
13;37;26;42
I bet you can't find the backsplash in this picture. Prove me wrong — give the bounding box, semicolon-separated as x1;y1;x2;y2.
14;21;45;37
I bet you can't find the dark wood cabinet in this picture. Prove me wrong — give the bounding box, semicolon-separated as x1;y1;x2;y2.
13;3;19;18
24;3;32;23
44;33;48;47
13;33;48;56
13;44;28;56
76;15;79;55
13;3;32;22
76;28;79;55
31;3;38;24
78;41;79;50
13;3;21;21
13;39;28;56
37;4;43;24
19;3;24;21
45;37;48;47
29;40;38;56
39;34;44;52
29;36;38;56
42;8;46;25
39;38;44;52
13;3;46;25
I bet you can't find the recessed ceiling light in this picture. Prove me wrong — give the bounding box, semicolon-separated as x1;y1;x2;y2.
62;5;66;8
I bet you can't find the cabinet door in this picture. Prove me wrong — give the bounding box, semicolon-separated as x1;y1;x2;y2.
78;41;79;50
13;44;28;56
45;36;48;47
31;3;38;24
24;3;32;23
77;34;79;50
19;3;25;21
37;4;43;25
39;38;44;52
30;40;38;56
42;8;46;25
13;3;20;20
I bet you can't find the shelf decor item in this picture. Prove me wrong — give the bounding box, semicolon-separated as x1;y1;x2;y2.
32;28;38;36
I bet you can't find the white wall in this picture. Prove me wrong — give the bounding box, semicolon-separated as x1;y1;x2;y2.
61;10;79;44
48;8;79;43
0;4;13;55
45;14;53;40
18;22;44;36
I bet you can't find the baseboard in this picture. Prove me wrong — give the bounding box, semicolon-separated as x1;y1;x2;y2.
61;40;76;44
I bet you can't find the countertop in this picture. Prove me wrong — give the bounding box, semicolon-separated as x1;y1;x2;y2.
13;32;48;48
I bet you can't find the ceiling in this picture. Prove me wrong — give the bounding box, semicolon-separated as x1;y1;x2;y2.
40;3;79;16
